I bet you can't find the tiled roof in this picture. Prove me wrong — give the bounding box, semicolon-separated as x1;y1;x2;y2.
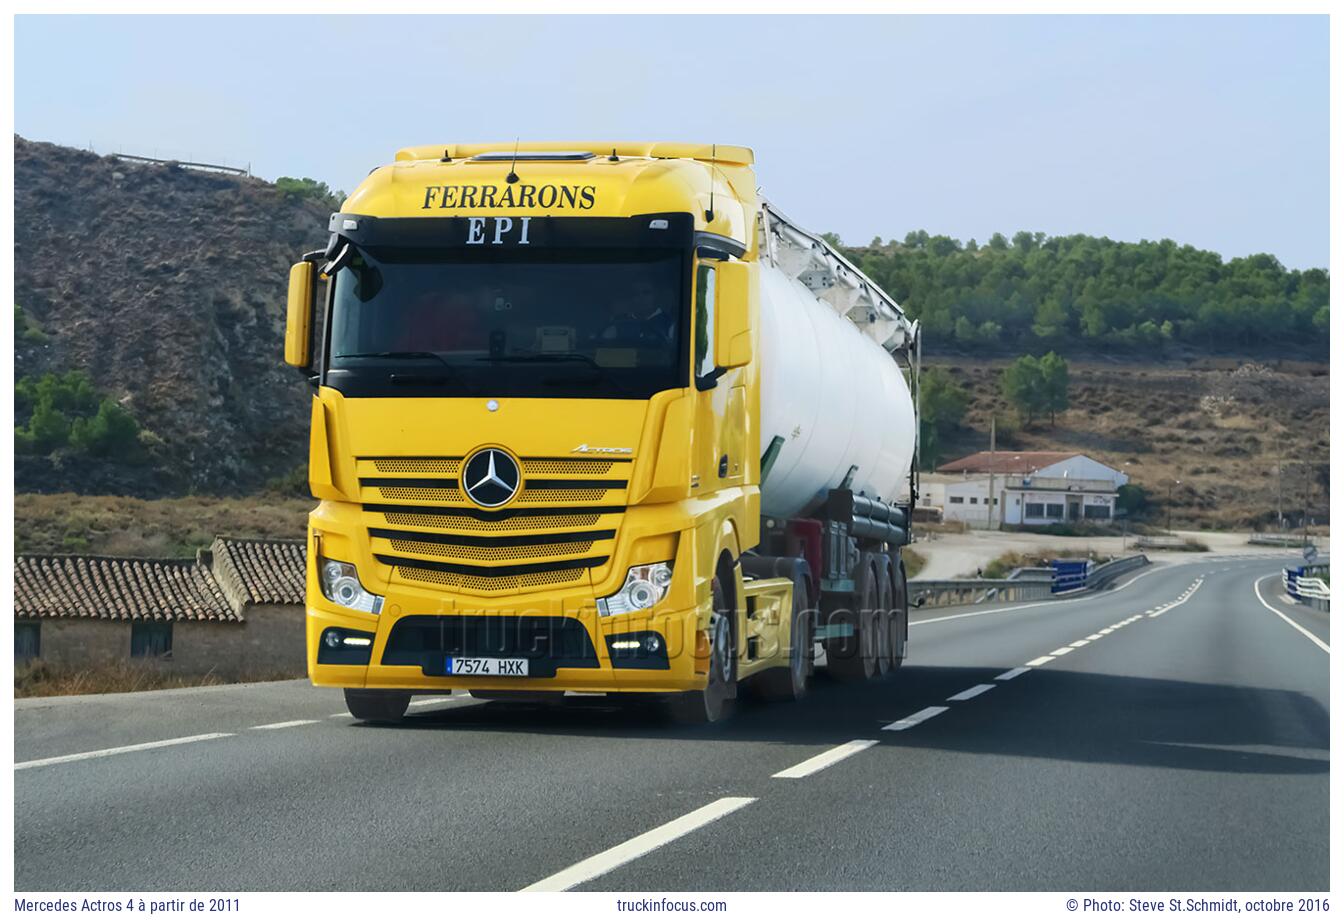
937;451;1080;475
15;555;237;622
210;537;307;606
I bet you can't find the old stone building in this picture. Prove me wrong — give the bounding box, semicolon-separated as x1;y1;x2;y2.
14;536;306;678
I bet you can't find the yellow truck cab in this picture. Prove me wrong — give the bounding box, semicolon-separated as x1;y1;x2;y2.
285;142;920;724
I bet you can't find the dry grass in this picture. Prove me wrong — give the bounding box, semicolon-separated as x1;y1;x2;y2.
14;658;304;698
902;548;927;579
14;493;314;556
978;547;1111;580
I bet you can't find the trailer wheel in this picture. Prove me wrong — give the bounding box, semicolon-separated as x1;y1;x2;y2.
344;688;411;724
874;556;895;678
754;570;813;702
668;576;736;723
828;557;879;683
890;559;909;668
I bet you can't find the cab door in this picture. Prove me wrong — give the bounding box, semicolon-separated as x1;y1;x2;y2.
691;259;746;495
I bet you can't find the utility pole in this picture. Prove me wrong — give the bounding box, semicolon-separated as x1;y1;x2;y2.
986;416;997;531
1166;478;1180;535
1275;457;1283;531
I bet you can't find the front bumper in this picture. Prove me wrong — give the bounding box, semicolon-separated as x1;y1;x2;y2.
307;600;707;693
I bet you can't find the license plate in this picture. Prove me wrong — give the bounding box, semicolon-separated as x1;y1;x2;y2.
446;657;529;677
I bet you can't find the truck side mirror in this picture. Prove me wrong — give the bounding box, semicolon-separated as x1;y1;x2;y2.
713;261;755;369
285;261;315;369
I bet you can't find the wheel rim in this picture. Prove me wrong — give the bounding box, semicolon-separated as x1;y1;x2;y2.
710;613;732;685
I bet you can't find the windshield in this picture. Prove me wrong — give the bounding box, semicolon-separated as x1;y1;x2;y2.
325;247;687;399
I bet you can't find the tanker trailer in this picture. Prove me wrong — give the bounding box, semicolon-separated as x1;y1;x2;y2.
283;142;921;724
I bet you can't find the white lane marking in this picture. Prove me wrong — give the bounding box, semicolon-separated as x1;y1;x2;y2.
996;666;1031;681
1099;628;1114;635
883;706;950;731
1025;655;1054;667
250;720;318;730
1069;640;1090;648
1086;633;1103;641
1253;575;1330;653
15;733;234;771
910;564;1164;627
408;696;455;707
947;683;995;702
1149;579;1204;618
772;740;879;779
520;797;756;891
1049;647;1074;656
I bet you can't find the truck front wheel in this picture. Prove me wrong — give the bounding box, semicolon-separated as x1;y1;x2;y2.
344;688;411;724
668;576;736;724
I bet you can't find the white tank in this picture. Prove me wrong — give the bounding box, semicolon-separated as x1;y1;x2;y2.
757;262;917;520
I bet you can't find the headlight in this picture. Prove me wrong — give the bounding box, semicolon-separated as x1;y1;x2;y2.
597;562;673;617
318;556;384;614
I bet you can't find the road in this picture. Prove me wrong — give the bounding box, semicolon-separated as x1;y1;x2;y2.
14;554;1328;892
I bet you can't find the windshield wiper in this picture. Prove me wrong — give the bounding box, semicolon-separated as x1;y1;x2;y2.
335;350;454;368
334;351;462;387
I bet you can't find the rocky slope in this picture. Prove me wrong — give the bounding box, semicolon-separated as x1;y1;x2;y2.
14;136;328;495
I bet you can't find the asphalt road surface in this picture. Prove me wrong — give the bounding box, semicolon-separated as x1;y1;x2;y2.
14;554;1328;892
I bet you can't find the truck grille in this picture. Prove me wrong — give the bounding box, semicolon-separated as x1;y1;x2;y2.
357;455;629;595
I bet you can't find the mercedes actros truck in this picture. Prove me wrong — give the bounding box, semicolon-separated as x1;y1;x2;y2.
284;141;920;723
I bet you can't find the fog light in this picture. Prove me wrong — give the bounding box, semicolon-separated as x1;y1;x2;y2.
324;631;342;649
643;635;662;653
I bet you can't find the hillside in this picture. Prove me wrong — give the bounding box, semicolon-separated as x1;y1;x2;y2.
927;356;1330;530
11;136;1331;527
14;136;327;495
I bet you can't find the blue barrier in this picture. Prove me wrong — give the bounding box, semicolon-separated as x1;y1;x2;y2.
1051;559;1093;593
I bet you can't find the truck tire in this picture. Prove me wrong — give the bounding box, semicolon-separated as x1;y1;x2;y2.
874;555;895;678
668;576;736;723
754;569;813;702
344;688;411;724
827;557;879;683
890;558;909;668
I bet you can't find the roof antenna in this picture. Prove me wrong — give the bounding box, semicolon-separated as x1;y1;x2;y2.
506;138;520;184
608;147;619;162
440;148;452;163
704;143;716;223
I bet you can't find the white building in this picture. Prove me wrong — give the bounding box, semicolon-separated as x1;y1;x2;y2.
925;451;1128;529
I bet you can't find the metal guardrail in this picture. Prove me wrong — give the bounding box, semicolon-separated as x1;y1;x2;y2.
909;554;1150;609
112;153;250;177
1131;535;1186;549
909;571;1055;608
1087;554;1149;588
1251;533;1312;547
1283;563;1330;612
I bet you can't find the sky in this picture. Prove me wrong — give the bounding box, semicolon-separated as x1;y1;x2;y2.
13;14;1329;269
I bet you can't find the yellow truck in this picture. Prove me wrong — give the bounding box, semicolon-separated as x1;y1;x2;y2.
284;142;920;724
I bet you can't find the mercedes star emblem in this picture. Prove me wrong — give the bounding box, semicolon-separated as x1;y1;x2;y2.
462;448;521;507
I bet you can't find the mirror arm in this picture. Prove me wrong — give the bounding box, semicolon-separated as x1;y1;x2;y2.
695;366;729;390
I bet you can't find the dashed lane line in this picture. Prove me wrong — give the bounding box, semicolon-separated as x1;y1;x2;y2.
883;706;949;731
772;740;879;779
1025;655;1055;667
1049;647;1074;657
995;667;1031;681
251;720;319;730
1253;574;1330;654
1149;579;1204;618
520;797;757;891
16;733;235;771
1069;640;1090;648
947;684;995;702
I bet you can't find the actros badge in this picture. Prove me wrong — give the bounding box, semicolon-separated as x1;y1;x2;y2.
462;448;521;507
